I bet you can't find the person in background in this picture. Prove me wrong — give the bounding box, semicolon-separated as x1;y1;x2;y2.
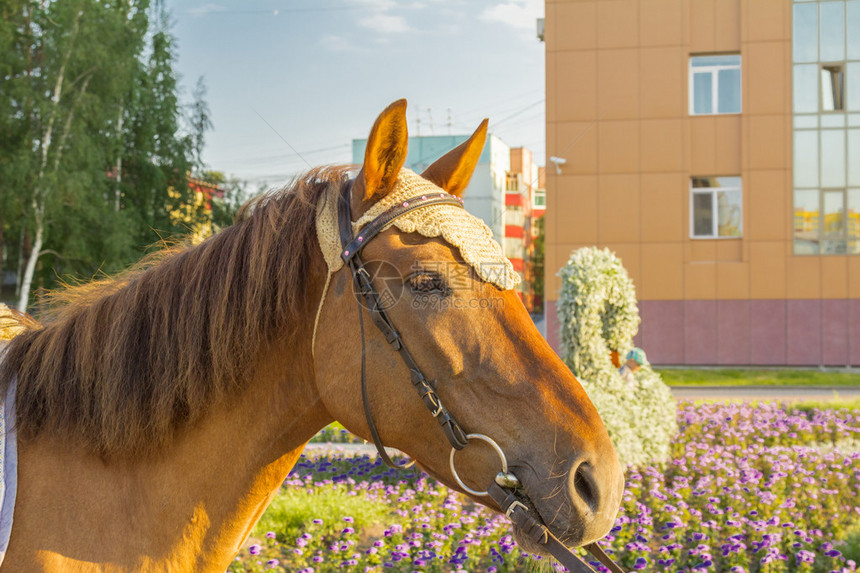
619;347;647;385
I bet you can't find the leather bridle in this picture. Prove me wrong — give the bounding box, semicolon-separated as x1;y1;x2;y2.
336;179;629;573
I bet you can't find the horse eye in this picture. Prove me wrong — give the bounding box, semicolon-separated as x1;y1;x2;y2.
408;272;451;296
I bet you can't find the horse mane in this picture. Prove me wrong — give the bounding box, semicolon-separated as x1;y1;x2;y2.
0;166;349;457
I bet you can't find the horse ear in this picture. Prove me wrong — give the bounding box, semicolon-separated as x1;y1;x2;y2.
421;118;488;197
361;99;409;202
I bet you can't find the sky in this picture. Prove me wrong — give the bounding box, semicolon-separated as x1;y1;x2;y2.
168;0;545;189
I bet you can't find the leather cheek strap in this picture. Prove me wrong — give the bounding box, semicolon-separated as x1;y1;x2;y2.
337;181;468;469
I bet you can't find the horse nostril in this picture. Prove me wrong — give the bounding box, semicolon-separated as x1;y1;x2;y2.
572;462;599;512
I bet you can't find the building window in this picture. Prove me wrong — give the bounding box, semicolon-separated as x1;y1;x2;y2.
791;0;860;255
503;236;523;261
794;188;860;254
533;189;546;209
505;172;522;192
690;177;743;238
792;0;860;255
506;205;524;227
689;55;742;115
821;65;845;110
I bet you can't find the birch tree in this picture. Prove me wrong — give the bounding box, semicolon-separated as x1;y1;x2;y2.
2;0;199;311
16;9;84;311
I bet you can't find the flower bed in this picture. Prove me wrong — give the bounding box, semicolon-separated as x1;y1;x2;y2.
230;403;860;572
308;422;363;444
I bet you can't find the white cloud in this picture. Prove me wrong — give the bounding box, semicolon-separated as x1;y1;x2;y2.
479;0;543;32
187;3;226;16
348;0;398;11
319;34;364;53
346;0;417;34
357;12;412;34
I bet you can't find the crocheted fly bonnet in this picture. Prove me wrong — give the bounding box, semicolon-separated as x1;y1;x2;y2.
313;169;521;354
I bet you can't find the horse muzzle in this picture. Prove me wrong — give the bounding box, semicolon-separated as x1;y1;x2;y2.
450;434;629;572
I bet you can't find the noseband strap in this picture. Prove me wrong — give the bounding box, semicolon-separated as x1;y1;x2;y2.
336;179;629;573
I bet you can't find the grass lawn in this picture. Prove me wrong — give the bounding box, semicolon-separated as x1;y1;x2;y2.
658;367;860;386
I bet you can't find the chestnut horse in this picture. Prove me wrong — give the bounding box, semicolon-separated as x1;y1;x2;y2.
0;100;624;572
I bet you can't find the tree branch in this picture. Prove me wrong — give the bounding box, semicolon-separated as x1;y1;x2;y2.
51;72;93;174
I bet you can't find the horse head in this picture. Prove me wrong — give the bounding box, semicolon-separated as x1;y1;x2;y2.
313;100;625;552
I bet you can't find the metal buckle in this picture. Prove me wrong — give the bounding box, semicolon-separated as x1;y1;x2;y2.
505;500;529;519
427;393;443;417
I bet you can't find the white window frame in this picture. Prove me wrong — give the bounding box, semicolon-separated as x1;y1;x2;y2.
689;55;742;116
689;177;743;239
532;189;546;209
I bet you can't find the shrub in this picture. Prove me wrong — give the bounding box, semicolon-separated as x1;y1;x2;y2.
557;247;677;466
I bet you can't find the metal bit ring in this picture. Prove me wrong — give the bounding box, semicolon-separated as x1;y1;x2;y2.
449;433;508;497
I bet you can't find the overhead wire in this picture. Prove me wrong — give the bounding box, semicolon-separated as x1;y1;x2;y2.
217;144;350;166
490;99;545;129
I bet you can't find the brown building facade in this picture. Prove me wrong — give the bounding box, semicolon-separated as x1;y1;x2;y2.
544;0;860;365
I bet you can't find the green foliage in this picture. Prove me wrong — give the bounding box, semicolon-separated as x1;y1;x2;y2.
188;76;212;172
791;399;860;414
557;247;677;467
309;422;362;444
118;10;194;252
659;368;860;387
531;215;544;312
0;0;242;309
252;486;390;543
198;170;246;231
841;518;860;565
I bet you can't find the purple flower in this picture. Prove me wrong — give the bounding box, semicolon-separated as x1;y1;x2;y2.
248;545;261;556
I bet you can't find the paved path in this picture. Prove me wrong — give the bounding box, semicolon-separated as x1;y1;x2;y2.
303;442;400;456
670;385;860;401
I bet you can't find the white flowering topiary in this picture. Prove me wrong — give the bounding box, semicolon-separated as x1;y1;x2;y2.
557;247;677;467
